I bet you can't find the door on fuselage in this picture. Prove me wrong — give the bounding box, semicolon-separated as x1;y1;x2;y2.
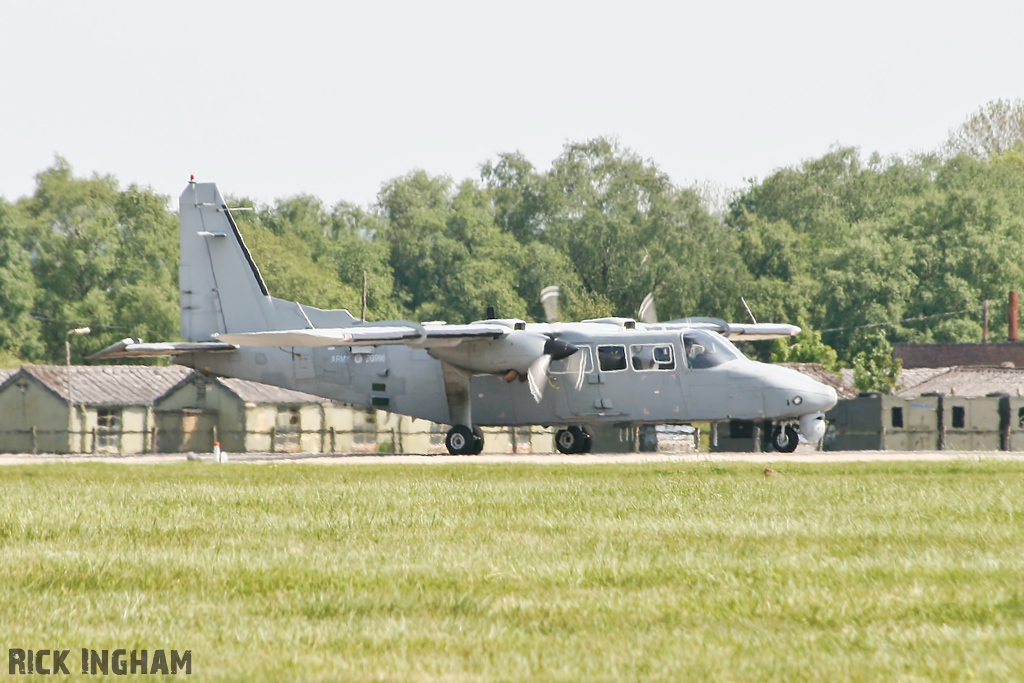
547;345;597;419
591;340;686;420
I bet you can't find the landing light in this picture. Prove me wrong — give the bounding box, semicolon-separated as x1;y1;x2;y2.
793;396;803;405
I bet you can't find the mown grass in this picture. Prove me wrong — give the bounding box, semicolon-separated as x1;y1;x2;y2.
1;460;1023;681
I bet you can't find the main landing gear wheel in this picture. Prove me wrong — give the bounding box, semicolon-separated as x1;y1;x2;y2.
555;426;593;454
771;424;799;453
446;425;484;455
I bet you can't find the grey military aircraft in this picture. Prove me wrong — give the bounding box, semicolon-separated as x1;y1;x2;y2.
92;179;838;454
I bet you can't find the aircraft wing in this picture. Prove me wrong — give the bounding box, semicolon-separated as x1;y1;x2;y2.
720;323;801;340
657;318;800;340
215;322;510;348
87;339;239;360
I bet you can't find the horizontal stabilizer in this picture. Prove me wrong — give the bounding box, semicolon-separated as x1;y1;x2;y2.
87;338;238;360
216;322;510;348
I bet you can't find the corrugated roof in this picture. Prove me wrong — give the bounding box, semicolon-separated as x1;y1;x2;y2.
897;367;953;393
216;377;330;404
896;366;1024;398
21;364;192;406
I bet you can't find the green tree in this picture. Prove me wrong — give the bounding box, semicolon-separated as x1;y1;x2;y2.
0;199;43;363
377;172;527;323
16;159;180;362
945;99;1024;159
770;320;839;370
244;194;400;320
480;151;551;243
852;330;902;393
540;137;748;321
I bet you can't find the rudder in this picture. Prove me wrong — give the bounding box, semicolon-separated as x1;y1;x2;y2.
179;180;275;340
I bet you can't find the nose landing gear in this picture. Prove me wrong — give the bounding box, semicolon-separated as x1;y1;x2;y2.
770;424;799;453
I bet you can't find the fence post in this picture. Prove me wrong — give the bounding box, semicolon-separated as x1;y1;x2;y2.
31;426;37;455
936;395;946;451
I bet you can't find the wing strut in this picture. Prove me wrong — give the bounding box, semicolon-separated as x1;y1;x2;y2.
441;362;472;427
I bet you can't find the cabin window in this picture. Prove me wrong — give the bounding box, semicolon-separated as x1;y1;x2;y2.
890;406;903;429
597;345;628;372
96;408;122;451
951;406;966;429
550;346;591;375
630;344;675;371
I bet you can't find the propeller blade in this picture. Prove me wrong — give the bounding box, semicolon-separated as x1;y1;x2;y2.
541;286;561;323
568;351;586;391
638;291;659;324
526;354;552;402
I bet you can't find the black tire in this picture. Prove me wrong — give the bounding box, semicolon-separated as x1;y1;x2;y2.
555;428;576;454
771;424;799;453
555;426;589;454
577;426;593;454
445;425;476;455
470;426;485;455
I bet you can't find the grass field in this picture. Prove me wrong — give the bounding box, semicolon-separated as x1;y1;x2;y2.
1;460;1023;681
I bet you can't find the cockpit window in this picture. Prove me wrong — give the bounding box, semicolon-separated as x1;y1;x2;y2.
682;330;744;369
597;345;628;372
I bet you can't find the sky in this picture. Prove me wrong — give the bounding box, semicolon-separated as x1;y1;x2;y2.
2;0;1022;210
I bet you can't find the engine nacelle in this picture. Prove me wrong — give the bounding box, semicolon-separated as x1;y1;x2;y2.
428;330;576;375
798;411;827;443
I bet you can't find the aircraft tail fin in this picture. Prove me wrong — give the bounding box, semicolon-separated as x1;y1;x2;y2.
178;180;356;341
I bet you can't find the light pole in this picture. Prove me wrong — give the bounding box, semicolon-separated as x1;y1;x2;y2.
66;327;90;451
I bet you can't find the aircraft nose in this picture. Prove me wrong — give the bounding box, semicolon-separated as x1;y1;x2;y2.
799;384;837;412
761;364;839;417
544;337;578;361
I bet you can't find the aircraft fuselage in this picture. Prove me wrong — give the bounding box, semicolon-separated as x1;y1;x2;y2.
179;324;836;428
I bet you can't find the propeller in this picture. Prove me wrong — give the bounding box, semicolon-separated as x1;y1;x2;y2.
501;333;578;402
564;347;587;391
638;291;659;324
541;286;561;323
526;354;552;402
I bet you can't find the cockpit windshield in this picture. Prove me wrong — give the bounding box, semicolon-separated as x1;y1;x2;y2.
682;329;745;369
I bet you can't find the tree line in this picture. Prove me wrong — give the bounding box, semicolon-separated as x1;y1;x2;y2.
2;100;1023;389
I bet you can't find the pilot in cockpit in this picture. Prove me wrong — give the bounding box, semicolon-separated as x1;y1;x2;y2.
684;338;705;360
683;338;707;370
